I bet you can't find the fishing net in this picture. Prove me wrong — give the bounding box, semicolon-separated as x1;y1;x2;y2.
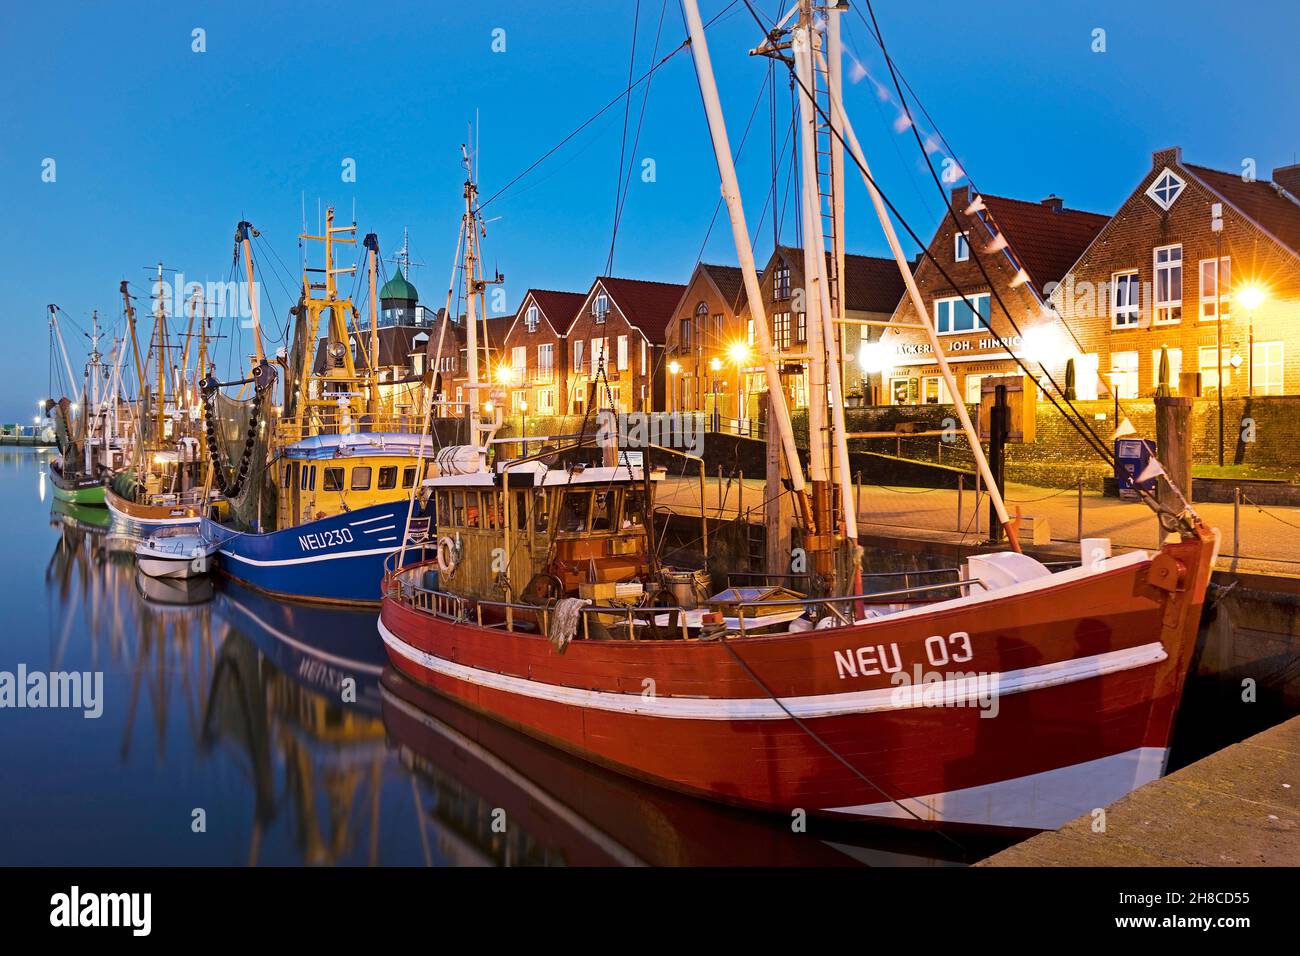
204;386;274;532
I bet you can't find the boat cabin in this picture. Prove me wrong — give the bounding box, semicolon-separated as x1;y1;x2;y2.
276;432;432;529
424;458;656;604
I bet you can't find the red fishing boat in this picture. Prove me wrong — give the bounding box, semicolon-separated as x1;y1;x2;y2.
379;0;1219;834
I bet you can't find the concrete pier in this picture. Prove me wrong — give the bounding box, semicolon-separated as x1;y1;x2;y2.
979;716;1300;866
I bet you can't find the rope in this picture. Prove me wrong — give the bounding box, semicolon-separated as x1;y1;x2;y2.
718;637;968;855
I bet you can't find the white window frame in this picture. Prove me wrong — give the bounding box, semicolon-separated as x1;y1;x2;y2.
1145;167;1186;211
934;293;990;335
524;304;539;332
1111;270;1141;328
617;335;628;371
537;388;555;414
954;231;969;262
1199;256;1231;322
1198;345;1229;392
537;343;553;379
1152;244;1182;325
1109;351;1139;400
1252;341;1284;396
511;345;527;376
593;292;609;323
1074;353;1100;401
573;339;584;375
640;339;647;375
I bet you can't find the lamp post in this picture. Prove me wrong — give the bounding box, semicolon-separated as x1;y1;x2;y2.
519;397;528;457
667;359;681;413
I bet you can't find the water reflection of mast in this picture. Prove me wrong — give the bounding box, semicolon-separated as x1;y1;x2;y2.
203;629;387;866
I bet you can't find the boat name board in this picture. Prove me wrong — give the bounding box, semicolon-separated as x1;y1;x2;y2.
298;528;355;553
833;631;974;680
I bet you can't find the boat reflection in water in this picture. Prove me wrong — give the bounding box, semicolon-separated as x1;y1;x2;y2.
41;493;997;866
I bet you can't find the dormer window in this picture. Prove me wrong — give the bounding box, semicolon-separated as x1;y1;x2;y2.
1145;168;1186;211
525;304;539;332
954;231;969;262
593;292;609;323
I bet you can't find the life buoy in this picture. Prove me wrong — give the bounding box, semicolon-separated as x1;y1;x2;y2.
436;534;461;573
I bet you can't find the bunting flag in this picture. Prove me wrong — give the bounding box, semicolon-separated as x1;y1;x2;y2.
1111;417;1137;441
1136;458;1166;484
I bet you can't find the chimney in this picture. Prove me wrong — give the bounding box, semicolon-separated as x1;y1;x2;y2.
951;185;970;208
1041;194;1064;212
1273;163;1300;196
1152;146;1183;169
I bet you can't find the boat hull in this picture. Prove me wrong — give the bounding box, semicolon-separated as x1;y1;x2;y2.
49;470;105;505
105;486;205;532
203;500;415;605
379;535;1216;832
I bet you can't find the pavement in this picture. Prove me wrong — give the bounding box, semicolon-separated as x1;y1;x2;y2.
977;715;1300;866
654;476;1300;578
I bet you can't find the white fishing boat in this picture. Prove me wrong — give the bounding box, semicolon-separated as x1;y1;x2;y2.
135;528;217;580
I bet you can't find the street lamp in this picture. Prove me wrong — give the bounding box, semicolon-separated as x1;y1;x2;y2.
667;359;681;412
519;397;528;456
1237;285;1268;395
709;356;722;428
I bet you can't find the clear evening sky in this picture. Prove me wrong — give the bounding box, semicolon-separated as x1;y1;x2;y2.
1;0;1296;420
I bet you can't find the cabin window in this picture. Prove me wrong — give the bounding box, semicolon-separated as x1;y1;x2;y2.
451;491;465;526
402;466;416;489
533;490;548;532
308;466;316;491
300;465;310;490
378;466;398;490
515;491;529;530
324;467;344;492
466;493;481;528
436;491;450;525
483;493;499;529
623;489;645;528
558;490;591;533
591;490;617;532
351;466;372;491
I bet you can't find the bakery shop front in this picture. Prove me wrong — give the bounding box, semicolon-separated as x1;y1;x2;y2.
878;332;1026;406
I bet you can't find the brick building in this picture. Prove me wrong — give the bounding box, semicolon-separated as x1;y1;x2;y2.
498;288;585;417
1051;147;1300;399
663;262;747;416
731;246;906;418
872;187;1108;405
563;276;684;414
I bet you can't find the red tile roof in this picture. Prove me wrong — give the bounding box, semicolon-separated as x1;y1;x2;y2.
977;194;1109;290
598;276;688;344
527;289;587;331
1184;163;1300;257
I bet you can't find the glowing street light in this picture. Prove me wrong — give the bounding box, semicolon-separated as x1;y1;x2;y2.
1236;284;1267;313
667;360;681;412
709;357;722;372
667;360;681;375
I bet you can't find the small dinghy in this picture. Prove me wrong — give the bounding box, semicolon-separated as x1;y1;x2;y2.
135;529;217;580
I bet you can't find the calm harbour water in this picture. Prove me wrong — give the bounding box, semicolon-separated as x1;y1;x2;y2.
0;448;998;866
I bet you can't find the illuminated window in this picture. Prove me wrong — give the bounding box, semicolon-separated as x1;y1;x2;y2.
1151;348;1182;394
1253;341;1284;396
1198;346;1229;392
1109;351;1139;399
1199;257;1231;321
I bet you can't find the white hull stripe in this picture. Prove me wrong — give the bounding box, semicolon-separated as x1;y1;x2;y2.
378;621;1166;721
219;544;399;567
362;524;397;534
349;514;394;526
823;746;1170;830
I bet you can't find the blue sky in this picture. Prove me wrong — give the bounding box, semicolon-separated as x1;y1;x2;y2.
2;0;1296;420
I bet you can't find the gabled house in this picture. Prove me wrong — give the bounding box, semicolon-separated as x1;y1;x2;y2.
563;276;685;414
875;186;1108;405
733;246;906;417
1052;148;1300;398
663;263;749;416
498;289;586;417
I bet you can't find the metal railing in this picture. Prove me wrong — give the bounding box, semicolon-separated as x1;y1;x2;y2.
277;411;424;443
